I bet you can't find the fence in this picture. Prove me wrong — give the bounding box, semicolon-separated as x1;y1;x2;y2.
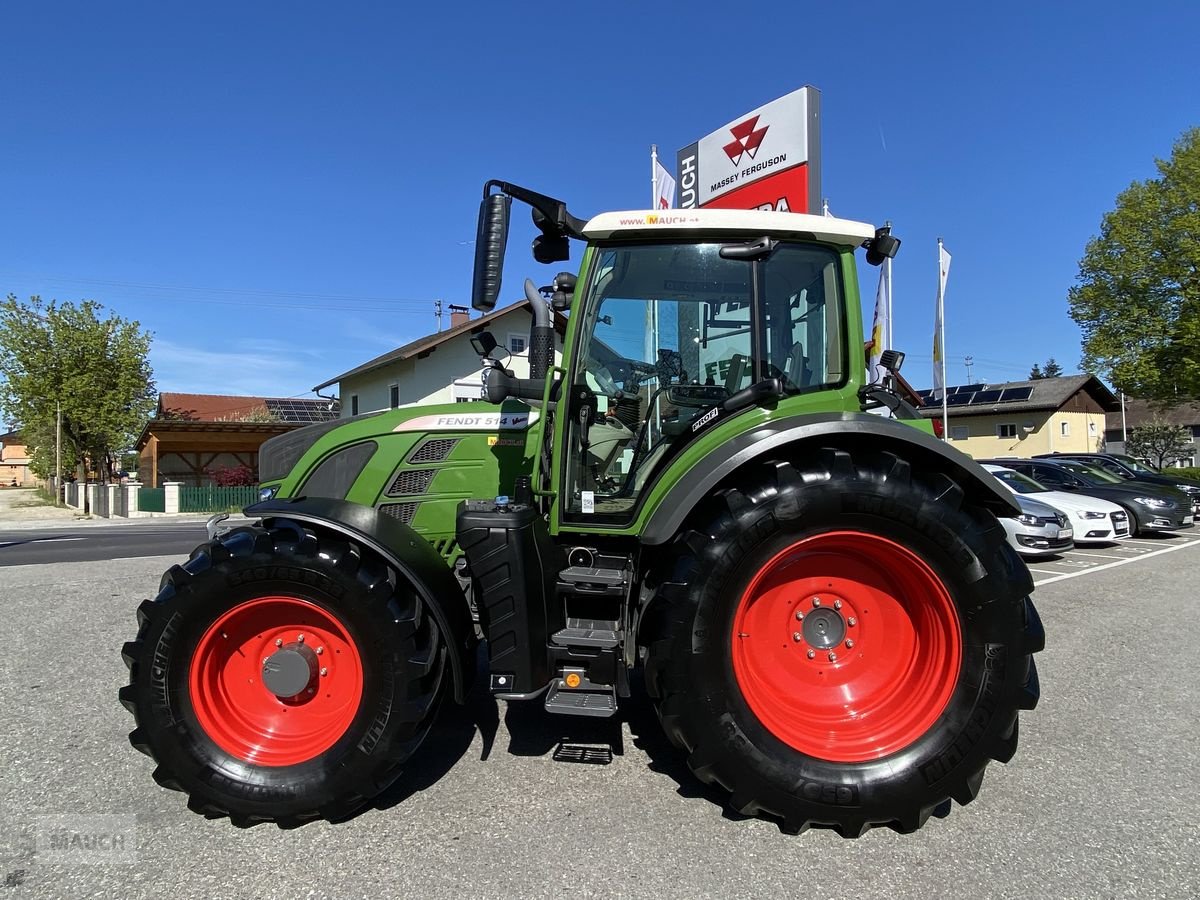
179;485;259;513
138;487;165;513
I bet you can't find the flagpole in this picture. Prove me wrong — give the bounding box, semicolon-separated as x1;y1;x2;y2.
938;237;948;438
651;144;657;208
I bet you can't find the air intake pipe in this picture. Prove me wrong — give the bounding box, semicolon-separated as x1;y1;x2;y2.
523;278;553;380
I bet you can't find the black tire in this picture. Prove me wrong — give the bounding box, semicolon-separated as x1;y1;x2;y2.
642;448;1043;836
119;520;446;826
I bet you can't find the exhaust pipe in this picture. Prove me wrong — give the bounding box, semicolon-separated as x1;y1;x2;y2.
523;279;553;379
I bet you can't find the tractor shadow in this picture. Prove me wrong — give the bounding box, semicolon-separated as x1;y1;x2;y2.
618;674;753;826
367;645;501;815
367;653;747;825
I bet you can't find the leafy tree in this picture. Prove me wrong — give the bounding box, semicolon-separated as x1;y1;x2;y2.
1125;422;1194;469
0;295;157;482
1069;127;1200;401
1029;363;1043;379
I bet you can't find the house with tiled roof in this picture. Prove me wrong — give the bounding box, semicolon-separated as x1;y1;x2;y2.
916;375;1119;459
135;393;339;487
314;300;566;417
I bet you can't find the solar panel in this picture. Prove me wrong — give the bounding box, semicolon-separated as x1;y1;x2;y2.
951;383;985;394
945;394;973;407
1000;387;1033;402
971;389;1004;404
916;389;934;399
265;398;340;423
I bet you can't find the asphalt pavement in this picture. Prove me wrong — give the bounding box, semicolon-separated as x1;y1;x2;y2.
0;547;1198;899
0;520;253;566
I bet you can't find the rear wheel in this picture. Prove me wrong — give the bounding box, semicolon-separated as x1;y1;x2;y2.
643;448;1043;836
120;521;446;826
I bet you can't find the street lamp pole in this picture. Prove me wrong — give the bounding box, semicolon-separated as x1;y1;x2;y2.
56;401;62;502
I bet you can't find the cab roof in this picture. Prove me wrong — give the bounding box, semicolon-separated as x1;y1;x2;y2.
582;208;877;247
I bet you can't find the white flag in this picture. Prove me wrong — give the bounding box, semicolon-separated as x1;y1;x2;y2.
868;260;891;384
931;242;952;400
653;158;676;209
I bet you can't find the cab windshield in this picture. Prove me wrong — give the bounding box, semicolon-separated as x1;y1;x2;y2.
564;239;846;520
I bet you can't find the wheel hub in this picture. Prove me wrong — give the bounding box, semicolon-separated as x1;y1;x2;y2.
261;644;318;699
800;606;845;649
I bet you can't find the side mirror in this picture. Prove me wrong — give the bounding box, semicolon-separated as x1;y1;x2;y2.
472;193;510;311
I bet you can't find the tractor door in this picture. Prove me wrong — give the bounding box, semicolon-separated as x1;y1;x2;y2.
559;239;847;526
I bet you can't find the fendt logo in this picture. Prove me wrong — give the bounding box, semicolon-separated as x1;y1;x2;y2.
723;115;769;166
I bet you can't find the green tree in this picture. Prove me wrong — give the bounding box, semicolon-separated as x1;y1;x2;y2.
1028;358;1064;380
0;295;157;481
1125;422;1193;469
1069;127;1200;401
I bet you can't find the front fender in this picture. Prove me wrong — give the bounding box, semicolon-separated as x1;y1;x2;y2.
641;411;1020;545
244;497;476;702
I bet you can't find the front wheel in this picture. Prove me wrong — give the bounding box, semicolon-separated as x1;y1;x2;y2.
119;521;446;826
643;448;1044;836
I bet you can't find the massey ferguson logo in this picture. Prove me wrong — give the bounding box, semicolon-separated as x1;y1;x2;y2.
723;115;769;166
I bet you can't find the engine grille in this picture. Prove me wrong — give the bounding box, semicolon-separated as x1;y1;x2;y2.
387;468;436;496
379;502;420;525
409;438;459;463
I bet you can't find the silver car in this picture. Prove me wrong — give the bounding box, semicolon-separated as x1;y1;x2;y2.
1000;494;1074;558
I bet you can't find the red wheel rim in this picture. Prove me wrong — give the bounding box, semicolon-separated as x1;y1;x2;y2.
188;596;364;766
731;531;962;762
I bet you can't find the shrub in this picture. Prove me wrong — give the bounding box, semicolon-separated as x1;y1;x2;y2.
207;464;256;486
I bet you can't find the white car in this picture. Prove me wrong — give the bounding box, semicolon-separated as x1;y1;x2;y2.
983;464;1131;543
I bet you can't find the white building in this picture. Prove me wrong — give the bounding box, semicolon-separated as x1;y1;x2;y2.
313;300;566;416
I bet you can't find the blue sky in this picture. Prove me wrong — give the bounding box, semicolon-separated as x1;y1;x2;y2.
2;2;1197;401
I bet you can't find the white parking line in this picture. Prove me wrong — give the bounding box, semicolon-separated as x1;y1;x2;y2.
1033;537;1200;586
1068;551;1131;560
0;537;86;548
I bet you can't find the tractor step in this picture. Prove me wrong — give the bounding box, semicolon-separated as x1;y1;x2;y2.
544;667;617;718
551;625;620;649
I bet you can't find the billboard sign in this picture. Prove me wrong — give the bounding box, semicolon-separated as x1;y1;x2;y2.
677;86;821;213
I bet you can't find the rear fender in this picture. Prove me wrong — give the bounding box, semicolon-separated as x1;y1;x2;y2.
641;411;1020;545
244;497;476;702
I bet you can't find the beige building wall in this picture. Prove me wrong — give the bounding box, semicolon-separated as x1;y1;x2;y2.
946;408;1107;460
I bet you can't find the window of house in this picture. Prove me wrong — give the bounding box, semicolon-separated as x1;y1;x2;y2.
350;394;359;416
1060;421;1070;437
950;425;968;441
998;423;1017;439
389;384;399;409
509;334;527;354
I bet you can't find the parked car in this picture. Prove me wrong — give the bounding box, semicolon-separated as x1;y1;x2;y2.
1033;452;1200;516
982;464;1130;543
995;493;1074;557
980;458;1193;537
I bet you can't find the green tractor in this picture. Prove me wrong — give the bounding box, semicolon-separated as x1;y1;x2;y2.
120;181;1042;836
